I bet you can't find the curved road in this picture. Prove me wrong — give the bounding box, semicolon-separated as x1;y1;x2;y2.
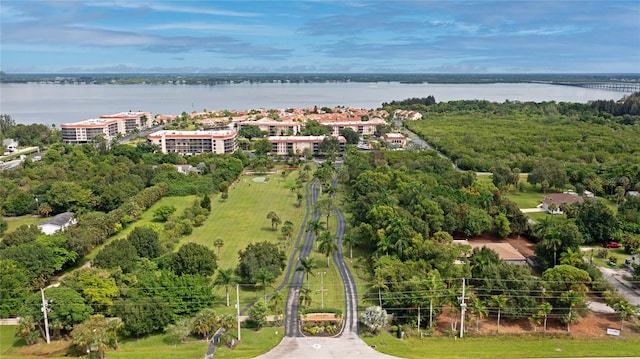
254;170;399;359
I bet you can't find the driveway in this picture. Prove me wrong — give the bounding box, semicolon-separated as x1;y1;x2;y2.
253;335;398;359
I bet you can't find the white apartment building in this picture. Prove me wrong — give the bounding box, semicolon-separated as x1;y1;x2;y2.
147;130;238;155
269;135;346;156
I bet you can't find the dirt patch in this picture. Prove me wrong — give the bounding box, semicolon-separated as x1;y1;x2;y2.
435;306;639;339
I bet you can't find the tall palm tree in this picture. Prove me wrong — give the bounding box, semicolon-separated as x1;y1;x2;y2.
214;268;238;307
270;290;284;320
299;287;312;309
537;302;553;333
560;290;582;332
342;232;359;260
541;231;562;266
266;211;281;231
470;297;488;333
213;238;224;258
318;232;338;267
491;294;508;333
281;220;294;240
370;277;388;308
306;219;326;250
376;232;394;257
315;197;336;230
297;256;317;289
255;268;275;303
425;270;444;329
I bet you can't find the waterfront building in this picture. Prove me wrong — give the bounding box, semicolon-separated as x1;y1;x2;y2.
147;130;237;155
61;111;152;144
236;118;302;136
268;135;346;156
61;118;124;144
100;111;153;132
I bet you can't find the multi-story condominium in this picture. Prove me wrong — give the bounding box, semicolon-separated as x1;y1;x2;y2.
268;135;346;156
61;111;153;145
236;118;302;136
100;111;153;132
317;117;387;137
147;130;237;155
61;118;124;144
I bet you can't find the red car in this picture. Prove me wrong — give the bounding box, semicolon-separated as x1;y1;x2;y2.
605;241;622;248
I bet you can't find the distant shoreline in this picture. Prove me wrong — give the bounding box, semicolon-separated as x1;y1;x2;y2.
1;72;639;87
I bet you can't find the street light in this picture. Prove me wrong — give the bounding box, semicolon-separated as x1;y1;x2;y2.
318;272;326;308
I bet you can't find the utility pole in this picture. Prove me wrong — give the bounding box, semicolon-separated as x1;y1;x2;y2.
318;272;326;308
40;288;51;344
236;284;241;341
459;278;468;339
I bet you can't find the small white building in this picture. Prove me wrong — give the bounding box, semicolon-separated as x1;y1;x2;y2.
38;212;76;235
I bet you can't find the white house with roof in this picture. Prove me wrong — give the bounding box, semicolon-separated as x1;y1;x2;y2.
38;212;76;235
542;191;584;214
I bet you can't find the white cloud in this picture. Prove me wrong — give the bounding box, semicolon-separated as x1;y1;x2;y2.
88;1;261;17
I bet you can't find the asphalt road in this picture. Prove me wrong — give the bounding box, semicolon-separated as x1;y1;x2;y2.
255;170;401;359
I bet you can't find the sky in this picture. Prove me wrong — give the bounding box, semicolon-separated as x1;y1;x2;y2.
1;1;639;74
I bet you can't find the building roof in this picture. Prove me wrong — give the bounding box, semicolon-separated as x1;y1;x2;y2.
100;111;151;119
268;135;346;143
148;130;237;139
40;212;75;227
543;192;584;206
60;118;119;128
469;242;527;262
382;133;407;139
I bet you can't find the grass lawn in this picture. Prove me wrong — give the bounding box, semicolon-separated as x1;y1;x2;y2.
186;171;306;270
2;215;41;235
0;326;283;359
303;251;344;311
582;246;633;269
361;329;640;358
504;189;544;209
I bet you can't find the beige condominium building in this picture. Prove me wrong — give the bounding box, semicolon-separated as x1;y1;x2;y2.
147;130;238;155
268;135;346;156
61;111;152;144
236;118;303;136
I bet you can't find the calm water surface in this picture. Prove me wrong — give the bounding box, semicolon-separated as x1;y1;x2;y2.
0;82;630;126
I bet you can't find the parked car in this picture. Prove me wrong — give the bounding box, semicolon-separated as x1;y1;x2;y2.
605;241;622;248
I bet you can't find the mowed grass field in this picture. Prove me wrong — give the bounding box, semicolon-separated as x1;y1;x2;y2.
185;171;306;269
0;325;283;359
362;329;640;358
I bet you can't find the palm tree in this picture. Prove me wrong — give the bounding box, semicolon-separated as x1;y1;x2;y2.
255;268;275;302
376;232;393;257
306;219;326;250
370;277;388;308
491;294;508;333
469;297;488;333
425;270;444;329
213;238;224;258
559;247;583;267
299;287;312;309
192;309;218;340
533;217;553;239
612;300;635;332
281;220;294;240
315;197;336;230
342;232;359;260
214;268;238;307
266;211;281;231
318;232;337;267
537;302;553;333
560;290;582;332
270;290;284;321
297;256;317;290
541;231;562;266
